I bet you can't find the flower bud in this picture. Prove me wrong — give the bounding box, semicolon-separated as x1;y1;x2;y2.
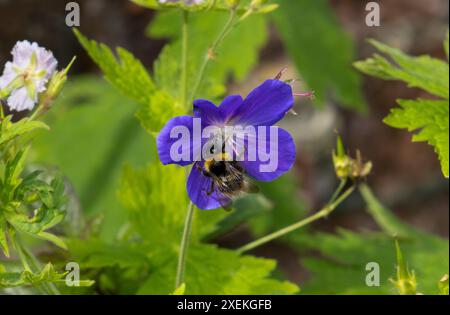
390;240;417;295
45;57;76;101
332;135;372;180
332;136;352;179
225;0;240;9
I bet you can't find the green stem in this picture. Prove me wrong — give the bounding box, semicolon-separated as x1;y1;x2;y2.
175;201;195;289
329;178;347;204
237;185;356;254
181;10;189;109
189;8;237;102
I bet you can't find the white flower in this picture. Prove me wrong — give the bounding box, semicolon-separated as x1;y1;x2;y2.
0;41;58;112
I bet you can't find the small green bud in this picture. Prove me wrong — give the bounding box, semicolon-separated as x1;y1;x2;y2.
45;56;76;101
332;136;352;179
438;274;449;295
225;0;240;9
390;239;417;295
332;135;372;180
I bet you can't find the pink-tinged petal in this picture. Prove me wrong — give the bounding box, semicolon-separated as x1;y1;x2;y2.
239;127;296;181
187;163;230;210
232;80;294;127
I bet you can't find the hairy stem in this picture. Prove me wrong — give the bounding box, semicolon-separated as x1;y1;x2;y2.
189;8;237;102
237;185;356;253
181;10;189;109
175;201;195;289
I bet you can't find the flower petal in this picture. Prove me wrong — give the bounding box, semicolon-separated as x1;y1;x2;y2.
193;99;223;126
239;126;296;181
0;62;16;89
157;115;198;166
7;87;35;112
218;95;244;123
187;163;229;210
232;80;294;127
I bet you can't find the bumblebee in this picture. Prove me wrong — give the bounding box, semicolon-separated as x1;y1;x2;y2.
200;152;258;208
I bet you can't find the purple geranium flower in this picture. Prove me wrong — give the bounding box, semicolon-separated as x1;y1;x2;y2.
157;79;303;210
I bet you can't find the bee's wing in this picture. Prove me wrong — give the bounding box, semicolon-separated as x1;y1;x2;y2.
242;178;259;194
224;162;259;194
213;190;233;211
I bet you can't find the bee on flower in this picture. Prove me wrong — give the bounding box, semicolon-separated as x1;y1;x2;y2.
157;74;312;210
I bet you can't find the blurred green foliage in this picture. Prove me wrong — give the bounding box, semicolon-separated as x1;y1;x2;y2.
32;76;154;241
292;185;449;294
272;0;367;111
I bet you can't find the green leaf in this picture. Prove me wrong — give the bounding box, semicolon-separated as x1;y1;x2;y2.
355;39;449;99
294;187;448;294
118;163;188;243
0;218;9;257
73;30;183;135
117;164;297;295
31;76;154;241
355;37;449;178
133;0;278;14
296;229;448;294
138;244;299;295
67;238;151;269
148;10;267;102
359;184;424;238
1;148;29;201
272;0;366;111
135;90;185;135
73;29;156;106
0;263;93;289
0;116;49;148
383;99;449;178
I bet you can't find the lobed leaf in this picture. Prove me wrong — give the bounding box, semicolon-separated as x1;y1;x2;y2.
73;29;156;106
138;244;299;295
0;116;49;148
355;39;449;99
383;99;449;178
